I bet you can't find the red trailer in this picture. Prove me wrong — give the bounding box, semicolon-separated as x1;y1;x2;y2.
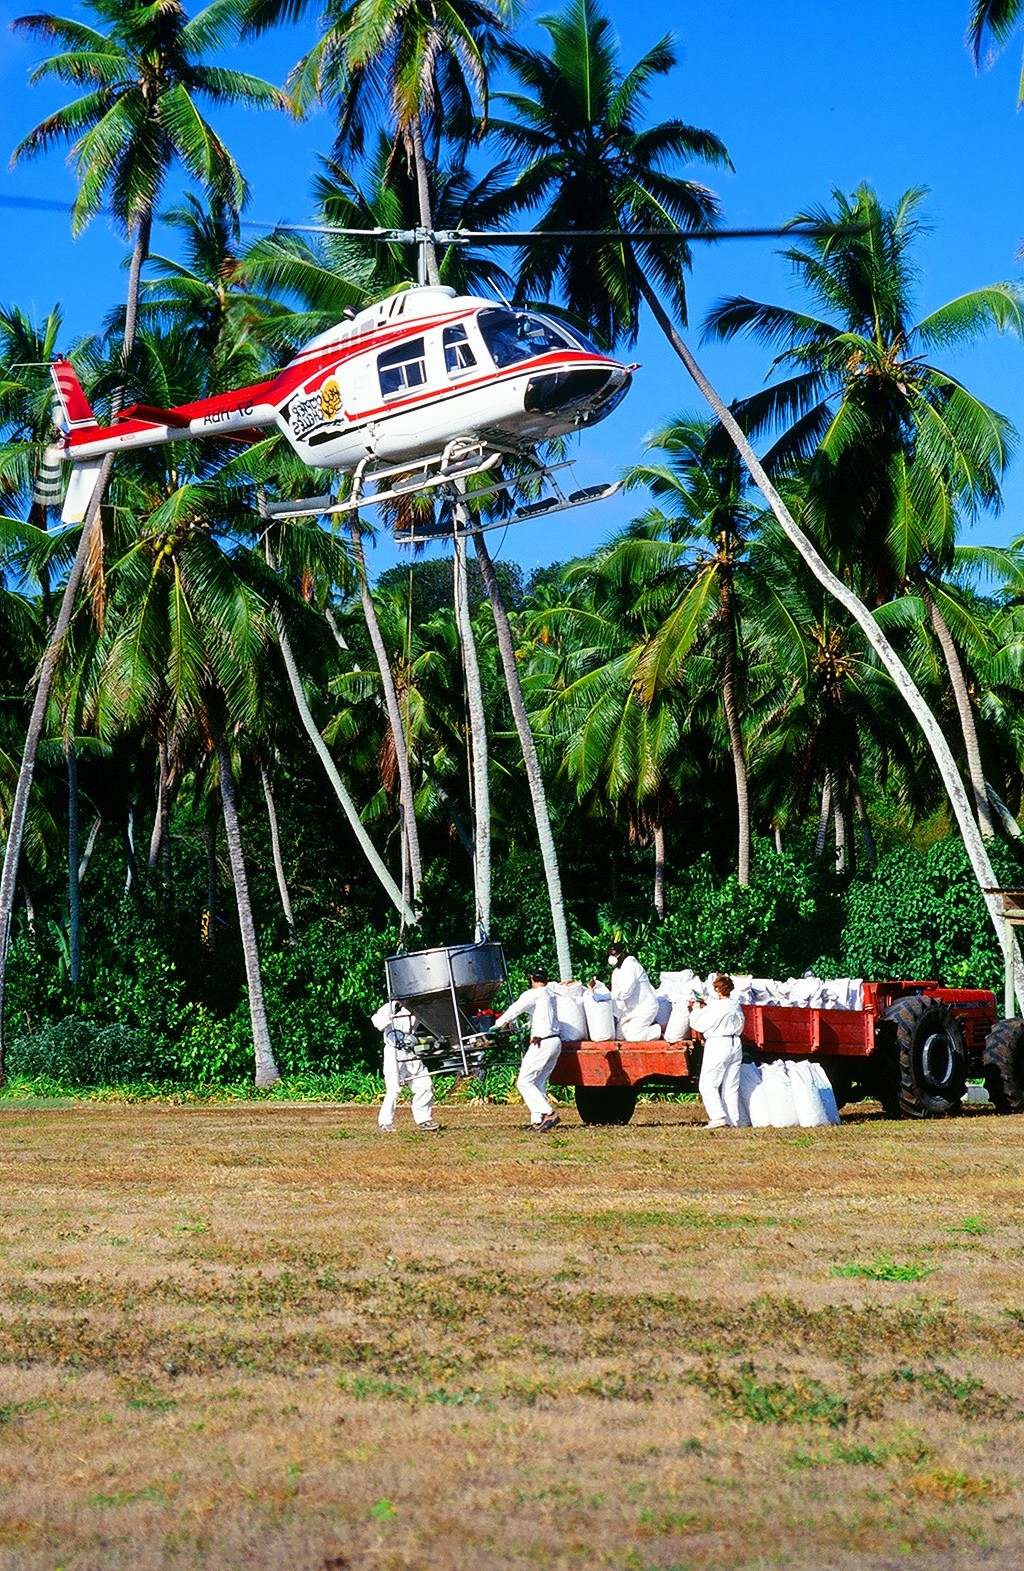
549;980;1024;1123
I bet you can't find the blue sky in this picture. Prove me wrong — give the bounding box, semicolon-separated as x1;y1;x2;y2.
1;0;1022;579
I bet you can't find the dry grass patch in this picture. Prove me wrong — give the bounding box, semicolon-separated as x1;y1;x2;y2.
0;1101;1023;1568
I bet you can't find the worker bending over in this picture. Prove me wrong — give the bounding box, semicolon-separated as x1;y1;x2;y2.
494;967;562;1133
603;940;660;1041
372;999;439;1133
690;973;745;1129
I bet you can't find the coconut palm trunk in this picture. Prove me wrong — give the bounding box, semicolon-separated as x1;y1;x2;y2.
452;512;491;937
123;806;137;896
815;778;832;858
987;781;1023;840
719;573;751;885
653;820;666;920
148;732;172;880
271;601;416;924
204;795;218;952
348;521;423;908
834;795;848;874
472;528;572;981
215;735;280;1087
260;764;296;943
918;576;996;839
67;741;81;987
78;813;102;884
850;767;877;871
635;271;1024;1004
408;117;441;286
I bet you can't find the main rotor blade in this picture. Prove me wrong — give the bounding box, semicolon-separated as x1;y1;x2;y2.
0;196;864;246
240;221;865;243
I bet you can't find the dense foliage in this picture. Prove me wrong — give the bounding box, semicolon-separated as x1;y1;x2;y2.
2;0;1024;1091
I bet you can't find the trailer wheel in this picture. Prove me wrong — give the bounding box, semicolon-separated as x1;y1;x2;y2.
574;1085;638;1125
982;1018;1024;1113
884;995;967;1118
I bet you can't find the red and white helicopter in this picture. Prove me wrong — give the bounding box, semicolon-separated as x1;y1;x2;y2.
48;222;847;533
52;279;633;530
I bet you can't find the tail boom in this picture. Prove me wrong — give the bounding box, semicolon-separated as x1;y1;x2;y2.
50;359;280;461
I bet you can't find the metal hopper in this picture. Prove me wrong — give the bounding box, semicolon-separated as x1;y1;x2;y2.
385;941;508;1074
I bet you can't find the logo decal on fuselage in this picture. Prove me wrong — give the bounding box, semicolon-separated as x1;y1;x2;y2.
289;377;344;441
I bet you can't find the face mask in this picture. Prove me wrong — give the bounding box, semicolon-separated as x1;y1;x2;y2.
607;954;617;966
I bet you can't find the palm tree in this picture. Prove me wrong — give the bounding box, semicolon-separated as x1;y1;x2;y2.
244;0;516;286
526;563;688;918
493;0;730;346
704;185;1023;841
472;526;573;978
11;0;289;358
614;416;773;884
0;0;290;1074
495;6;1024;997
968;0;1024;99
81;443;283;1085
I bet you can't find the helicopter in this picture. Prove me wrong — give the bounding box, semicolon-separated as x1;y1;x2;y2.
51;280;633;529
49;221;852;533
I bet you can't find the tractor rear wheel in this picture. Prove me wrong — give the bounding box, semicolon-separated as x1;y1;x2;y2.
884;995;967;1118
983;1018;1024;1113
574;1085;638;1125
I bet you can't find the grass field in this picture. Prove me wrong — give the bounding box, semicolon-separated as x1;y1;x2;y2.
1;1097;1023;1570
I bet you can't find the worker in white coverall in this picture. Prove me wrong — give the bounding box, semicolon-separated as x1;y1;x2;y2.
493;967;562;1133
604;940;661;1041
690;973;745;1129
372;1000;439;1133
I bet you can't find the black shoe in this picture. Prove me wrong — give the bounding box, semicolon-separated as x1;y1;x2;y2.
536;1112;561;1133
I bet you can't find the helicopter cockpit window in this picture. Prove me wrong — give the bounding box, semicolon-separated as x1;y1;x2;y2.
477;309;575;369
443;324;477;375
378;337;427;397
564;325;604;355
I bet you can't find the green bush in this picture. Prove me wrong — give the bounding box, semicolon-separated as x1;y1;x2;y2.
840;836;1024;992
560;847;844;987
7;1017;173;1087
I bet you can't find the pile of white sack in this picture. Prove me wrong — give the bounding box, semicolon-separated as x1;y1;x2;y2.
732;975;864;1011
548;980;614;1043
656;971;865;1041
548;970;866;1046
740;1059;841;1128
547;975;844;1127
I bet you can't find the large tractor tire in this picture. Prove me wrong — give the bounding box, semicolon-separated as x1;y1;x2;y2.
574;1085;638;1125
983;1018;1024;1113
883;995;967;1118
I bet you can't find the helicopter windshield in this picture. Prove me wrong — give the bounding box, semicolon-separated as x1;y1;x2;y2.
478;309;577;369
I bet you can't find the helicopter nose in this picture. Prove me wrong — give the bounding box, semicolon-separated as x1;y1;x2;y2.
524;364;630;416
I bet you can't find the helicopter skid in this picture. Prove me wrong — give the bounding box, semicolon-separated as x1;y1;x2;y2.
395;478;623;545
259;440;503;521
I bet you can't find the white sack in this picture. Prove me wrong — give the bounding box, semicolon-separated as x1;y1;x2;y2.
659;969;698;1000
761;1059;799;1127
747;1071;773;1128
738;1060;761;1127
664;1003;690;1042
655;993;673;1028
808;1062;841;1124
551;981;587;1041
583;991;616;1042
789;1059;831;1127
